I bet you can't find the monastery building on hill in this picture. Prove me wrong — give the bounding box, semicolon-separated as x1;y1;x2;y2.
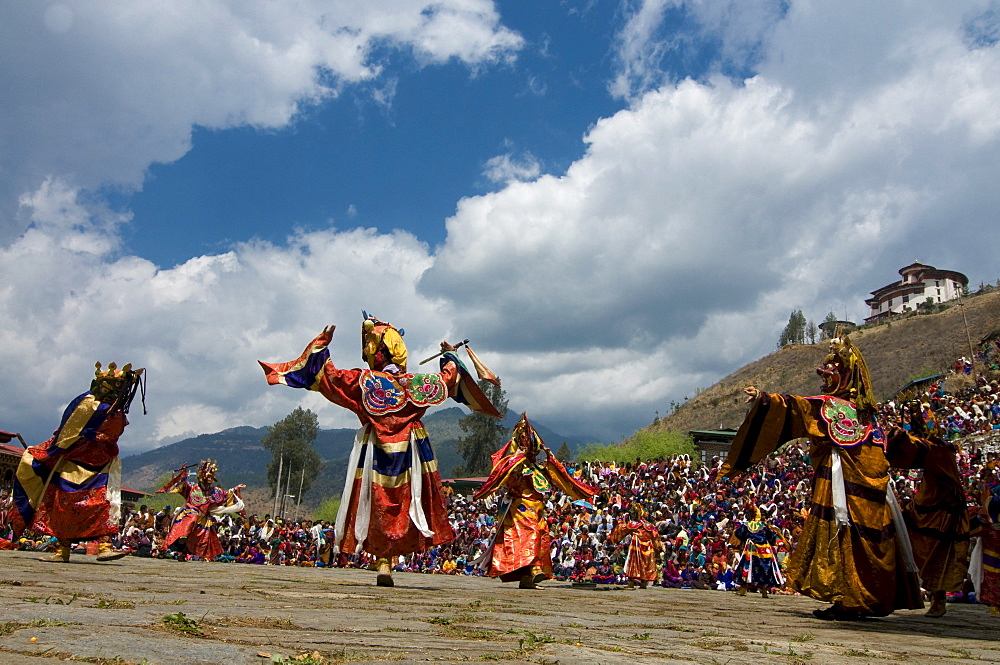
864;261;968;323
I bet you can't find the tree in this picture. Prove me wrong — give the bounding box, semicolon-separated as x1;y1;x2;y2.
452;381;509;477
555;441;572;462
806;320;818;344
777;310;807;347
261;407;322;498
577;430;695;463
820;312;839;340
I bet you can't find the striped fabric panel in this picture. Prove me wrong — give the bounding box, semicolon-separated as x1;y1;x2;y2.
348;430;438;489
808;503;896;544
441;352;501;418
258;342;330;389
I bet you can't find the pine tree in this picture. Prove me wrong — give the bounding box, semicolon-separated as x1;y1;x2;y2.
555;441;572;462
261;407;322;497
821;311;839;340
453;381;510;476
777;309;807;347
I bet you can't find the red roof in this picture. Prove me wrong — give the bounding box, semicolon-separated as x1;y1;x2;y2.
0;442;23;456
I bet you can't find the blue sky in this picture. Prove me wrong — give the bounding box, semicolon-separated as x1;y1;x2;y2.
1;1;999;453
120;2;623;265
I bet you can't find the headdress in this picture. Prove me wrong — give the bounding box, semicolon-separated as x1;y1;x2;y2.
817;331;875;413
91;362;146;414
511;413;543;456
198;459;218;484
361;311;408;373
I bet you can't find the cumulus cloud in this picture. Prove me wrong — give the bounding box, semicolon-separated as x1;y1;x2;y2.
0;182;446;452
2;2;999;448
422;2;1000;436
0;1;524;241
609;0;786;99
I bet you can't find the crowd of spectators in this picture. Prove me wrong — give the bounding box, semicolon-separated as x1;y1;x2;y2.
2;367;999;596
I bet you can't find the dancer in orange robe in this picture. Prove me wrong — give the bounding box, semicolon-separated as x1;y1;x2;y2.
611;503;663;589
473;414;597;588
260;316;501;586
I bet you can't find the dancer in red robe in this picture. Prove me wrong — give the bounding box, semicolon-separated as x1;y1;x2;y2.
473;414;597;588
260;315;501;586
158;459;245;561
8;362;144;563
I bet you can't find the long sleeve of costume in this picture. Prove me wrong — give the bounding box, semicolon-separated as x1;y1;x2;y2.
721;393;830;476
885;429;971;592
9;394;125;540
723;391;921;615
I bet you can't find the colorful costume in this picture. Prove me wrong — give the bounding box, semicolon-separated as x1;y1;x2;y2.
158;459;245;561
730;508;784;597
7;362;144;562
260;318;501;586
473;414;597;588
972;484;1000;616
610;504;662;588
885;421;972;617
722;336;922;619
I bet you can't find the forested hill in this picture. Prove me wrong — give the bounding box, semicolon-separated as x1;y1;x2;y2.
647;287;1000;437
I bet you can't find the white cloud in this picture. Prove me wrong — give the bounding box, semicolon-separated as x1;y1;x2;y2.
0;1;523;241
2;2;999;448
422;2;1000;436
0;185;445;451
610;0;786;99
482;151;542;184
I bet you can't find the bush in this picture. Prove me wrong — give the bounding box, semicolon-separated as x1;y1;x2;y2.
310;495;341;523
576;429;695;463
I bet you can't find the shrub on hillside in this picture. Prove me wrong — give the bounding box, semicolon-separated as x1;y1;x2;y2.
576;430;694;464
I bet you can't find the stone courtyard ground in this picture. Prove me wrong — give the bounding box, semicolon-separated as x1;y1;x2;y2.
0;550;998;664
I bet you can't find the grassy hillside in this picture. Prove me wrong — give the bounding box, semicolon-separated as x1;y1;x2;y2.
647;288;1000;436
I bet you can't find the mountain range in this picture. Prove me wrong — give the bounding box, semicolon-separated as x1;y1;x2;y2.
121;407;593;510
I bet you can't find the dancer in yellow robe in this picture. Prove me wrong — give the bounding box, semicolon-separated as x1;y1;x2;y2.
722;335;922;620
611;503;662;589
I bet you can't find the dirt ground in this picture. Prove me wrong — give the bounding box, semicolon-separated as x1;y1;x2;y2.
0;551;998;665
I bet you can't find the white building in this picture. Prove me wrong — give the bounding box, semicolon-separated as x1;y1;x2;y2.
864;261;968;323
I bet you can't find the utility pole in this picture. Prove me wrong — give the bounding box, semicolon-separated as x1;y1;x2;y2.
958;291;977;375
272;454;283;519
296;467;305;521
282;465;293;519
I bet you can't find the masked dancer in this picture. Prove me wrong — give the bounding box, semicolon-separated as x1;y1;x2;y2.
473;414;597;588
722;334;922;620
8;362;144;563
260;315;501;586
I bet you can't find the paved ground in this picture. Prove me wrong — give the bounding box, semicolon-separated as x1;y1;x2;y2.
0;551;998;664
